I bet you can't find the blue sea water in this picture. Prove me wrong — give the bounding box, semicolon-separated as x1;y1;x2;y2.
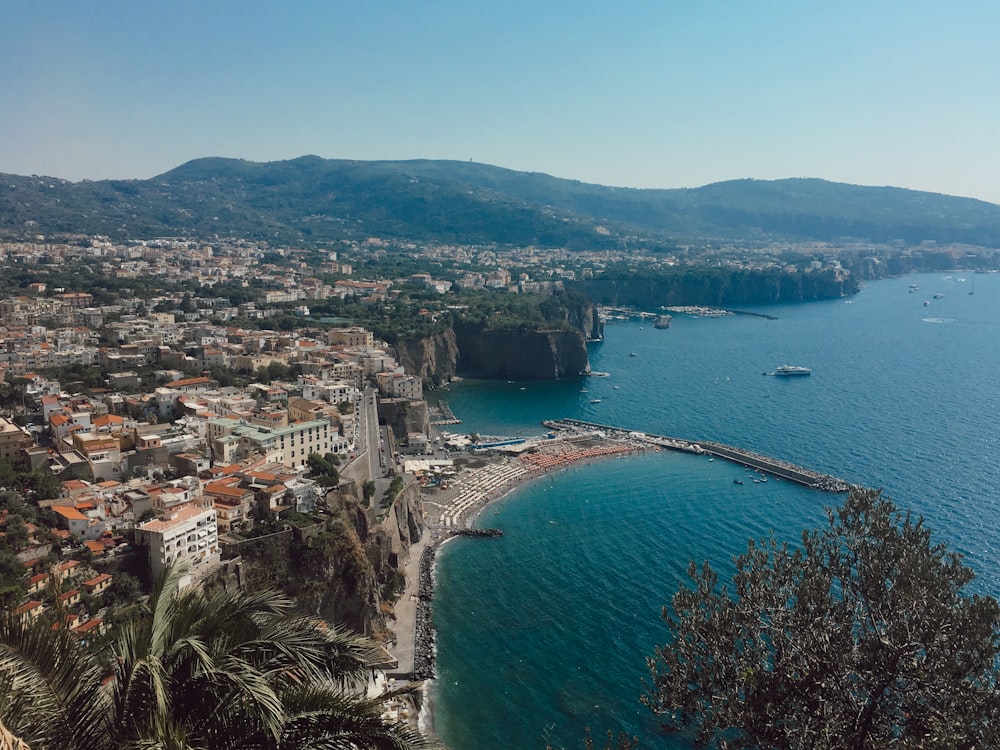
428;273;1000;750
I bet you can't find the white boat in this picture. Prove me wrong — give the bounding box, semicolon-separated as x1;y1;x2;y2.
773;365;811;376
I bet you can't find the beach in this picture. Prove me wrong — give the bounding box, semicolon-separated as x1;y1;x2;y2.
384;430;648;736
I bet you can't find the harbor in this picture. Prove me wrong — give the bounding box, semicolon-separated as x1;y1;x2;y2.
396;414;854;681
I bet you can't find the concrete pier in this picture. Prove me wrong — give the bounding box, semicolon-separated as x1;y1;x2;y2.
545;418;853;493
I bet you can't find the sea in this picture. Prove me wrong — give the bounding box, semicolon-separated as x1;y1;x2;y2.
425;273;1000;750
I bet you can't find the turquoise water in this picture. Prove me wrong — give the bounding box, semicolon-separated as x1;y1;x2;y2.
429;273;1000;750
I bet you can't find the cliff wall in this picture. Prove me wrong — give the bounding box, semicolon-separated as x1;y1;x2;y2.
378;398;430;440
231;477;426;636
571;268;859;308
393;328;459;387
560;296;603;340
392;295;597;384
453;323;590;379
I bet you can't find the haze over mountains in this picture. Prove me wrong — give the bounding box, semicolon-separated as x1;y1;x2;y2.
3;155;1000;248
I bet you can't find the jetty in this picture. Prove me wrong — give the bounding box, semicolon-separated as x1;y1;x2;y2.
544;418;853;492
430;400;462;426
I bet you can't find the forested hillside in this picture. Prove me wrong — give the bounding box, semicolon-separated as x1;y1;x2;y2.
3;156;1000;247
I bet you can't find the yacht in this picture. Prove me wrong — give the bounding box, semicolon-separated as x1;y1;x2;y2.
773;365;811;377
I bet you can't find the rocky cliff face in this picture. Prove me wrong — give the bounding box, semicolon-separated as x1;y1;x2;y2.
232;478;426;636
453;323;590;379
379;399;430;440
563;296;603;341
393;295;597;384
393;328;459;387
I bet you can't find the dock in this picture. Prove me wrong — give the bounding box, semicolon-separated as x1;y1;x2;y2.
544;418;853;493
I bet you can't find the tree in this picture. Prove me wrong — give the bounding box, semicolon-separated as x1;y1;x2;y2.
643;488;1000;750
307;452;340;488
0;563;426;749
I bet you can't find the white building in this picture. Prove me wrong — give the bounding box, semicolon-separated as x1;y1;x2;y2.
135;502;219;581
207;417;347;469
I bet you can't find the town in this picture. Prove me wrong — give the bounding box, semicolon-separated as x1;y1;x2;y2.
0;229;993;711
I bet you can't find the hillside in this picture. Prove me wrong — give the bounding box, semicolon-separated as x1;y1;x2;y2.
3;156;1000;247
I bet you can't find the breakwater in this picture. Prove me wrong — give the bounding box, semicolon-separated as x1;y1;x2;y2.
545;418;853;492
411;529;504;680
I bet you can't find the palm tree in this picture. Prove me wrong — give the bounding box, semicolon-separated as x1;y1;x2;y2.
0;563;425;749
0;609;107;749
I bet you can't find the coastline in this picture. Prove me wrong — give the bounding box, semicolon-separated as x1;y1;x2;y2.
388;433;648;743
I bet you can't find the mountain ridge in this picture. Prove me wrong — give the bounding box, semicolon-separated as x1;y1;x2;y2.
3;156;1000;247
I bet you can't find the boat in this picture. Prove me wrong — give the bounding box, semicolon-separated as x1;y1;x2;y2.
773;365;811;377
933;293;944;299
579;388;589;393
923;300;930;307
733;479;743;485
589;399;602;404
628;352;637;358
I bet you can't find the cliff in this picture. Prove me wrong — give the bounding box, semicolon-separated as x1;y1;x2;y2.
453;322;590;379
379;398;430;440
229;478;426;636
392;328;459;387
560;295;603;341
392;293;598;385
571;267;859;308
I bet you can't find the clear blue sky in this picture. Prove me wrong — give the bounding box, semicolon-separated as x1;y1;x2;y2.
4;1;1000;203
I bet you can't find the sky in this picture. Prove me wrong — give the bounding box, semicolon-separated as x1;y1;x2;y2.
3;1;1000;203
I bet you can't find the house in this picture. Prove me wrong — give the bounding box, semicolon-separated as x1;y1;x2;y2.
51;505;88;538
82;573;113;594
72;617;106;639
15;600;44;623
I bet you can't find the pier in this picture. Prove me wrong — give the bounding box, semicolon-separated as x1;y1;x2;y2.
544;418;853;493
430;400;462;426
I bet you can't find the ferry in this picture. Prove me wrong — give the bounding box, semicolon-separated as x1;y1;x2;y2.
773;365;811;377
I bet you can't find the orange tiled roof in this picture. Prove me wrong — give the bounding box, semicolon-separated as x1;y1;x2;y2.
52;505;87;521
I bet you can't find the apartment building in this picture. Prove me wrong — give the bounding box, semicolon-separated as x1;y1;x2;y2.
135;502;219;580
0;417;33;464
375;372;423;401
207;418;345;470
326;326;374;349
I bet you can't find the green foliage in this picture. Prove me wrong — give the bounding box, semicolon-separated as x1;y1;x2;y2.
0;548;26;610
362;481;376;501
0;562;426;749
307;452;340;488
643;488;1000;749
387;476;404;503
103;572;142;609
6;158;1000;248
572;265;858;307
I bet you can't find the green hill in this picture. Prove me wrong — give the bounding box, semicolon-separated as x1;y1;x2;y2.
3;156;999;247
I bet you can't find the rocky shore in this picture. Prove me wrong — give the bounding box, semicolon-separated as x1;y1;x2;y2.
410;528;503;681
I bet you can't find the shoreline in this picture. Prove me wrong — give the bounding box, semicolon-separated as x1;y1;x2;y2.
389;435;648;743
